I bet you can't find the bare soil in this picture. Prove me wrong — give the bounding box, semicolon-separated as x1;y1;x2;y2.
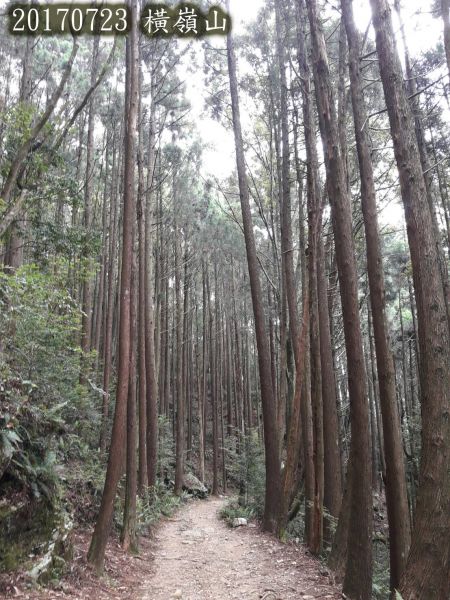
142;497;342;600
1;497;343;600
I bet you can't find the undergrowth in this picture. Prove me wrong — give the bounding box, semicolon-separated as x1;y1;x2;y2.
219;499;256;526
136;482;184;533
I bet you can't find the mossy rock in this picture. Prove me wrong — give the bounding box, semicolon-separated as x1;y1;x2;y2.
0;492;73;582
0;494;54;572
27;512;73;583
182;473;208;499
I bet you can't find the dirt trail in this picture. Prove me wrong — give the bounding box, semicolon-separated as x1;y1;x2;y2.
141;497;341;600
1;497;342;599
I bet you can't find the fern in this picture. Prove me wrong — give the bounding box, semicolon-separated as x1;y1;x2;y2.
0;428;22;459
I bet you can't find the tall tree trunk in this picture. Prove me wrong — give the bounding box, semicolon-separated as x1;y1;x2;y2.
137;87;147;492
341;0;411;589
305;1;373;597
80;37;100;385
226;20;281;532
276;0;320;543
181;242;190;471
328;459;352;578
0;41;78;236
294;0;322;549
317;235;342;538
198;260;207;483
174;182;184;496
87;4;138;572
210;264;219;496
221;307;228;491
99;131;120;452
144;100;158;489
370;2;450;597
121;226;138;553
4;37;34;271
93;151;110;373
394;0;450;312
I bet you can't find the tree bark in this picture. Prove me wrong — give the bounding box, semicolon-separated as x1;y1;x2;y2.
305;1;373;597
294;0;327;554
341;0;411;589
226;19;281;532
210;264;219;496
3;36;34;270
121;223;138;553
99;129;120;452
317;235;342;537
87;4;138;572
80;37;100;385
144;99;158;490
276;2;314;538
174;175;184;496
137;83;147;492
0;40;78;235
370;1;450;597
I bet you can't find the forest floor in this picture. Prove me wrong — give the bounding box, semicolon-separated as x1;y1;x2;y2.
2;497;343;600
140;497;342;600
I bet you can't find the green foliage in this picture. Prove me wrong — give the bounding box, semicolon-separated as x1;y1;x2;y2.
136;482;182;533
0;263;81;392
1;393;67;505
1;103;36;163
219;499;255;527
0;101;56;191
63;446;108;523
0;427;21;461
158;415;175;479
0;494;59;572
224;428;265;517
285;495;305;540
372;579;391;599
371;533;391;600
31;221;101;265
0;263;86;504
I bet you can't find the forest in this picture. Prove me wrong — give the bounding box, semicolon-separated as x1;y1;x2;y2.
0;0;449;599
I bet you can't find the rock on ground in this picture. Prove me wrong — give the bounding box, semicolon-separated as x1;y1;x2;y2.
232;517;248;527
141;497;341;600
1;498;342;600
182;473;208;499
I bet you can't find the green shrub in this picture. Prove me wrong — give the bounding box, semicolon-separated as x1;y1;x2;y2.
0;264;86;505
158;415;175;480
219;499;255;526
136;482;182;532
372;537;391;600
224;428;265;517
